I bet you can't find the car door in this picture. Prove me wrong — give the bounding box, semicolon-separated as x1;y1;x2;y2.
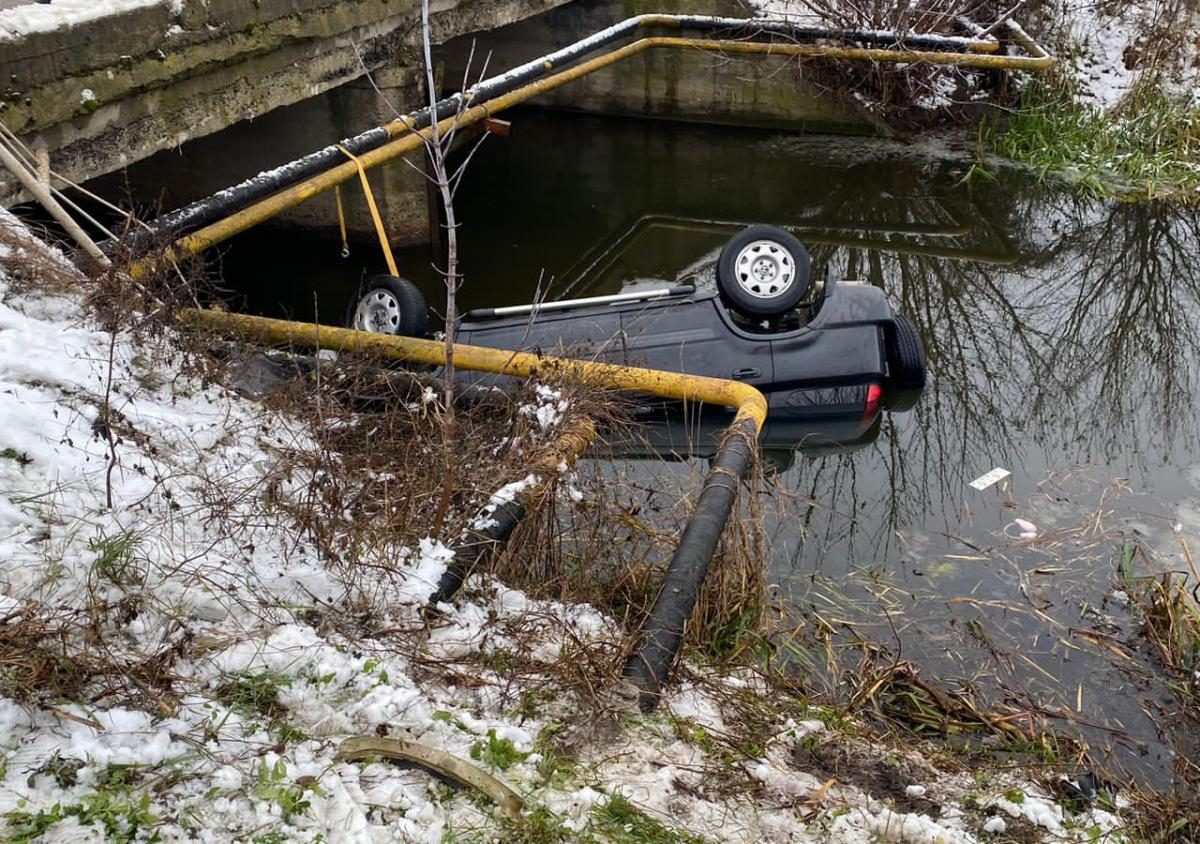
619;298;773;389
462;310;626;363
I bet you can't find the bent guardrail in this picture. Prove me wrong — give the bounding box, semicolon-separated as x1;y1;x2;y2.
128;15;1052;273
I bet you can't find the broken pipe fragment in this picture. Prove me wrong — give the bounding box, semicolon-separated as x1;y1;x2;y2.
335;736;524;819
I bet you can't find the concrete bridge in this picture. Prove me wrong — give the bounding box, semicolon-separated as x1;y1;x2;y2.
0;0;884;244
0;0;571;213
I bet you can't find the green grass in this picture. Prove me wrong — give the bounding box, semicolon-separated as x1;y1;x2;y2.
87;529;144;588
213;670;309;747
983;79;1200;201
441;794;713;843
214;671;291;719
253;758;317;822
0;447;31;466
4;789;159;842
468;729;530;771
589;795;713;844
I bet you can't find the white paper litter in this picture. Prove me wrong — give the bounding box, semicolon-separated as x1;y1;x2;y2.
969;468;1011;491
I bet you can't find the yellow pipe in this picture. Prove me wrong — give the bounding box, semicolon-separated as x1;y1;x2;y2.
181;308;769;432
133;33;1052;275
664;36;1052;68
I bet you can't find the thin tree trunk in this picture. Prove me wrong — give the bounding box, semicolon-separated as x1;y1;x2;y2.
421;0;459;535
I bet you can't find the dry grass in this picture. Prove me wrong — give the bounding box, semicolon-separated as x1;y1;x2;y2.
771;0;1016;124
0;215;82;296
269;361;621;585
1128;539;1200;683
0;596;189;712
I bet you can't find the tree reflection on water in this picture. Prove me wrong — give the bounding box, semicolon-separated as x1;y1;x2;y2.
770;180;1200;788
784;181;1200;551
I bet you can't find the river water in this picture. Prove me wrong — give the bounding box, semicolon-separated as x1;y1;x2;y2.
219;109;1200;790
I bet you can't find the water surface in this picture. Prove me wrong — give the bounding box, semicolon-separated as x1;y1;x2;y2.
219;110;1200;789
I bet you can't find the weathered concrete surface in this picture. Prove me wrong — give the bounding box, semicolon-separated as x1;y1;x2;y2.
0;0;571;207
438;0;879;134
100;65;437;243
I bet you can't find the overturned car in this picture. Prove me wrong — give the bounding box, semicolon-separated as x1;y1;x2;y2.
346;224;926;440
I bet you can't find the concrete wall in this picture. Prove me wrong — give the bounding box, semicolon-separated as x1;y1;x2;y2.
0;0;571;208
437;0;879;133
4;0;880;247
102;65;437;243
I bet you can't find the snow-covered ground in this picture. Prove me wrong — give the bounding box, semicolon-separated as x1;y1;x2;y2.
748;0;1200;113
0;213;1139;841
0;0;175;39
1062;0;1200;110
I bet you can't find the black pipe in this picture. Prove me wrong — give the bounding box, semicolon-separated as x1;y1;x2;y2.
427;497;526;606
622;417;757;709
128;14;993;249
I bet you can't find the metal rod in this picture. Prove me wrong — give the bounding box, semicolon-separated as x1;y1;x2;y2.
463;285;694;319
129;14;1015;247
0;136;111;267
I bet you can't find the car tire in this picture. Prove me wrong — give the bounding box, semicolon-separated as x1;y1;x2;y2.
347;275;429;337
716;225;812;319
886;314;926;392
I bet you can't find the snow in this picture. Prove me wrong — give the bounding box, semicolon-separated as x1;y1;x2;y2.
519;384;571;431
748;0;1199;115
1067;1;1141;110
0;0;172;39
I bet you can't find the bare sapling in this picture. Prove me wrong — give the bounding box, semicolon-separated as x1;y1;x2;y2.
420;0;462;533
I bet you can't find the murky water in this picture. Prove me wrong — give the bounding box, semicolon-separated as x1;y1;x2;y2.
218;109;1200;789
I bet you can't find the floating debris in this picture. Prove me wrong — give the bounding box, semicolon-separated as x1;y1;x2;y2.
970;467;1012;491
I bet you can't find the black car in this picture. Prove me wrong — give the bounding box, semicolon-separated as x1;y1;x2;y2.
346;225;926;435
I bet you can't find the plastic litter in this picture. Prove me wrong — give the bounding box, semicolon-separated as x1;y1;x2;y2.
969;467;1011;490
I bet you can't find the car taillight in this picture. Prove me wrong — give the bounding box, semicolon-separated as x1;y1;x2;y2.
864;383;882;419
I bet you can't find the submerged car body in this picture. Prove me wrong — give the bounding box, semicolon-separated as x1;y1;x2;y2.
348;225;926;445
455;280;913;434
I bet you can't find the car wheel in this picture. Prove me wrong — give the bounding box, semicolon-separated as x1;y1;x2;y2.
886;314;926;392
716;225;812;319
347;275;429;337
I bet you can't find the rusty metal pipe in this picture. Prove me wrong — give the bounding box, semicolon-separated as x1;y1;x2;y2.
182;308;767;703
180;308;767;430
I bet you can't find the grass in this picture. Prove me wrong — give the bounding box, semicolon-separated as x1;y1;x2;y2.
4;788;159;843
214;670;291;720
0;447;31;465
469;729;530;771
253;758;316;822
450;794;714;844
589;795;713;844
983;78;1200;201
1120;538;1200;691
88;528;144;589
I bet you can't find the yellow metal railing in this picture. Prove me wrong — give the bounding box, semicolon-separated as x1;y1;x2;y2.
182;308;768;433
134;31;1052;276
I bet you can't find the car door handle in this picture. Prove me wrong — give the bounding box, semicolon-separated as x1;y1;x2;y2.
731;367;761;380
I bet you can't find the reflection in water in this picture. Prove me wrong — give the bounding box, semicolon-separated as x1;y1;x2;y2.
766;195;1200;789
217;111;1200;788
